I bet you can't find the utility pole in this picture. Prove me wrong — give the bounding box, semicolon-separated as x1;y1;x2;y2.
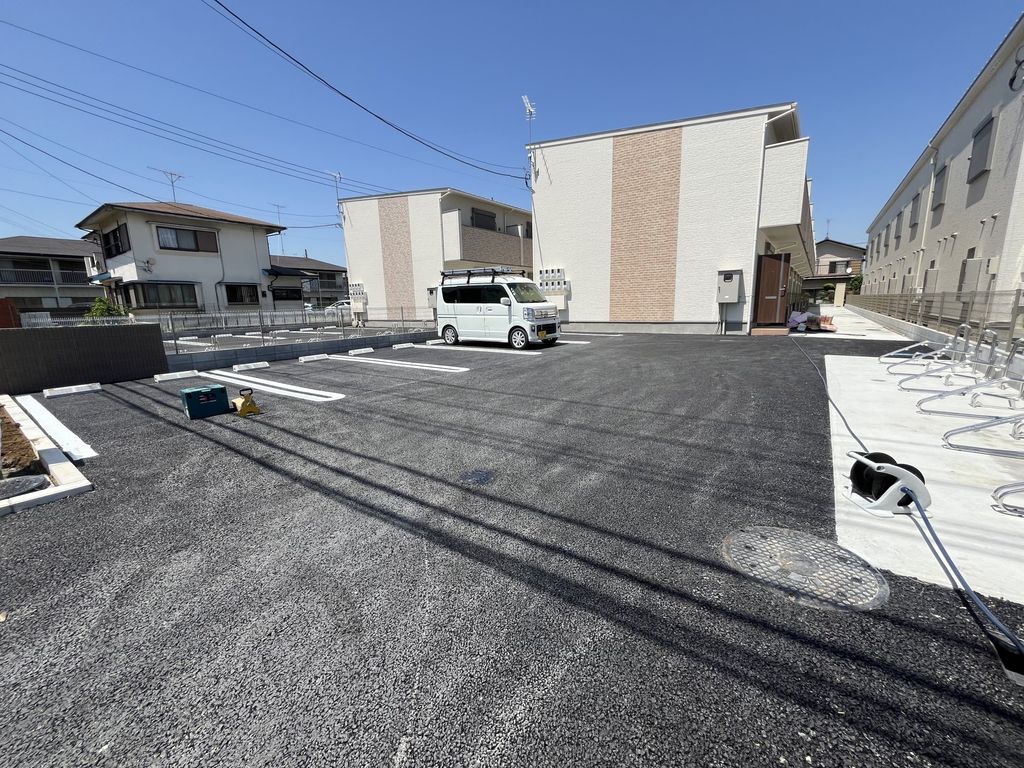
271;203;286;255
150;167;184;202
522;95;536;188
332;172;345;228
826;218;832;239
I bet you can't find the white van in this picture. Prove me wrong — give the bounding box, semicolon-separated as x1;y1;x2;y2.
435;268;560;349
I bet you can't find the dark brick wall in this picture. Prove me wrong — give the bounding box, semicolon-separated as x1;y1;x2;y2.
0;325;168;395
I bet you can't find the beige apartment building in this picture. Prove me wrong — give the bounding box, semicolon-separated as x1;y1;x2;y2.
339;188;532;319
864;14;1024;299
528;102;815;333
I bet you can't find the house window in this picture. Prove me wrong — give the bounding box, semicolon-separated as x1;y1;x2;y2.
271;288;302;301
932;164;948;209
828;260;848;275
156;226;218;252
133;283;198;308
884;223;890;248
470;208;496;231
909;192;921;228
101;223;130;259
225;284;259;304
968;116;995;183
894;211;903;246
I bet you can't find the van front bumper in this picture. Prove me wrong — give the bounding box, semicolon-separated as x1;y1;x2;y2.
528;321;560;341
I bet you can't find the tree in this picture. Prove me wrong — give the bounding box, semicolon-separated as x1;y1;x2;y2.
84;297;127;317
849;274;863;294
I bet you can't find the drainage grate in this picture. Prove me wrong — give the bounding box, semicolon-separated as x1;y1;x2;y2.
459;469;495;486
0;475;50;501
722;526;890;611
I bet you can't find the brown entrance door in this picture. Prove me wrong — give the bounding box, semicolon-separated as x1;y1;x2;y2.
754;253;791;325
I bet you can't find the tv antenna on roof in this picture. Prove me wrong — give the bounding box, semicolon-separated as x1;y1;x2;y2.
149;167;184;202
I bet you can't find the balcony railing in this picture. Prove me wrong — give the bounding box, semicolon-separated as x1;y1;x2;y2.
0;268;91;285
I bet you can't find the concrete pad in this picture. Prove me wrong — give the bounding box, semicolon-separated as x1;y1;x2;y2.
797;305;908;342
826;354;1024;603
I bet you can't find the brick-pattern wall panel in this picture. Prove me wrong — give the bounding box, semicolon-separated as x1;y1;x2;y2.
610;128;682;321
0;325;168;395
378;196;415;312
460;226;532;268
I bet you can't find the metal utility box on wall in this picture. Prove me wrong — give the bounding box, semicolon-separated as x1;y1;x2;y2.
180;385;231;420
717;270;742;303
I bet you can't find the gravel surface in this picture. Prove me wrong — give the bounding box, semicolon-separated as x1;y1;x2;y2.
1;334;1022;767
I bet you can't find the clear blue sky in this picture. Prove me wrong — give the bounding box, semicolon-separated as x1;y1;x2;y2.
0;1;1020;264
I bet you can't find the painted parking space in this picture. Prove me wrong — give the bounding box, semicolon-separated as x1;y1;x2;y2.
410;343;542;356
188;369;346;402
325;354;468;373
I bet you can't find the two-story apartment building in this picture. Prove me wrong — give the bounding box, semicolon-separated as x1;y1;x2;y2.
0;236;102;313
77;202;285;314
267;254;348;308
528;102;815;333
339;188;532;319
864;14;1024;299
802;238;866;306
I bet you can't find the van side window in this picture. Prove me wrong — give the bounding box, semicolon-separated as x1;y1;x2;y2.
459;286;483;303
442;286;460;303
480;285;508;303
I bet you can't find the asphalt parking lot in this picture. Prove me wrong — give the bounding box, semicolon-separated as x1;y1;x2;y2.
161;324;432;353
2;334;1023;767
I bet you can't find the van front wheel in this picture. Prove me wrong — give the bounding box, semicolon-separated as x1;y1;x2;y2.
509;328;529;350
442;326;459;345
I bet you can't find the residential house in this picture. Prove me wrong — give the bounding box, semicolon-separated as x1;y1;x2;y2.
803;238;866;306
339;188;532;319
267;254;348;308
528;102;815;333
864;14;1024;299
77;202;285;314
0;236;102;313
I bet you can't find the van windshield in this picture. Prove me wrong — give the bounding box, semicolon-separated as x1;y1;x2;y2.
506;282;547;303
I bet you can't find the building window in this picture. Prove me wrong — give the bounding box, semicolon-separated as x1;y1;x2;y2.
884;223;890;248
932;164;948;209
225;284;259;304
271;287;302;301
894;211;903;246
909;192;921;228
131;283;198;308
156;226;218;252
524;221;533;239
828;260;848;275
968;116;995;183
470;208;496;231
101;223;130;259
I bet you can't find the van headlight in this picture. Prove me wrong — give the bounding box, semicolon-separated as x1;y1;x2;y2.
522;307;535;321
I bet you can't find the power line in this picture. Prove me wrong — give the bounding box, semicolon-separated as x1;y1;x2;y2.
0;116;338;218
201;0;527;182
0;200;76;237
0;134;99;204
0;18;523;187
0;67;395;198
0;186;93;206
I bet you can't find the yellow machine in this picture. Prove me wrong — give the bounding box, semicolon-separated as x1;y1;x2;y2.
231;387;262;417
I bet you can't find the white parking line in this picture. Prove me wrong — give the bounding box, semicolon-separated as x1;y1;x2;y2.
412;344;541;356
14;395;98;461
555;340;591;344
199;370;345;402
562;332;623;337
164;339;214;348
326;354;467;373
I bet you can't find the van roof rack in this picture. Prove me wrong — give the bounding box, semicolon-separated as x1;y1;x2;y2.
440;267;526;284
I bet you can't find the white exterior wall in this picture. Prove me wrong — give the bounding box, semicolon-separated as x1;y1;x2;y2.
759;139;810;228
676;114;767;327
865;24;1024;297
530;137;614;321
340;198;386;309
101;211;274;311
408;192;444;316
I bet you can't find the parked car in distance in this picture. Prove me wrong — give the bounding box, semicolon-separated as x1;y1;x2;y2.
324;299;352;323
436;267;560;349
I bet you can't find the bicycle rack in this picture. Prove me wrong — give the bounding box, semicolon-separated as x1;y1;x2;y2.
942;410;1024;459
897;329;999;393
992;481;1024;518
885;324;972;376
916;338;1024;419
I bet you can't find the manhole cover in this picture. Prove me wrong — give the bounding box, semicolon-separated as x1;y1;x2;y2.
0;475;50;501
459;469;495;486
722;526;889;611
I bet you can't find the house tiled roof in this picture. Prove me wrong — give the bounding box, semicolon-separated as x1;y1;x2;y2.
270;254;346;273
75;202;283;231
0;236;97;257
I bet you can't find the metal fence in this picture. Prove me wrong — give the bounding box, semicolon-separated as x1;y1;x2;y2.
847;290;1023;342
19;306;438;355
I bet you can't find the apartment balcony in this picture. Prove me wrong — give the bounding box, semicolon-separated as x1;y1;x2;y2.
0;268;91;285
459;225;533;269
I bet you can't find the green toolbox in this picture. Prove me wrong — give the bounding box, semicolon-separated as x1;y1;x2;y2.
180;385;231;420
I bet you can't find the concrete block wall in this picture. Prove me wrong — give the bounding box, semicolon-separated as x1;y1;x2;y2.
0;324;168;395
165;330;435;372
